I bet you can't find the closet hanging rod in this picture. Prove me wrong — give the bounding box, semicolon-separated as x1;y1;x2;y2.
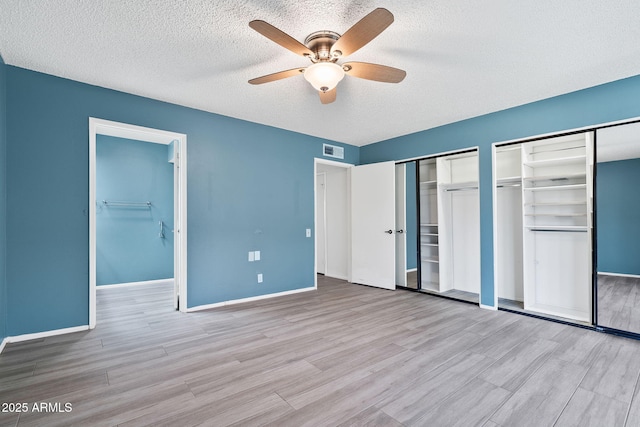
444;186;478;192
528;228;587;233
102;200;151;207
497;183;522;188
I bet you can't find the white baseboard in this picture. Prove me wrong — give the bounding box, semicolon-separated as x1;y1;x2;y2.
98;278;174;289
599;272;640;279
1;325;90;352
480;303;498;311
188;286;316;312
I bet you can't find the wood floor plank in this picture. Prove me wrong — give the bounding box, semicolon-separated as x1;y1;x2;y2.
555;387;628;426
478;337;558;391
579;336;640;404
489;357;588;426
410;377;511;426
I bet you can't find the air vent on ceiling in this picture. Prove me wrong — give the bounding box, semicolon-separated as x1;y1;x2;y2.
323;144;344;159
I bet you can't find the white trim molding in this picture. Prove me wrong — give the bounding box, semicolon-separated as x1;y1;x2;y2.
97;278;175;289
1;325;90;353
187;287;316;312
480;303;498;311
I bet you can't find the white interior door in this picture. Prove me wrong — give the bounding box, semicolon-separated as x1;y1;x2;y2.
351;161;396;290
395;164;407;287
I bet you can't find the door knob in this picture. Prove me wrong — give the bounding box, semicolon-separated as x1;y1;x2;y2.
396;229;404;233
385;230;394;234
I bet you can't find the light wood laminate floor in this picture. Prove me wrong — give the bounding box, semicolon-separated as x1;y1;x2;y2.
3;276;640;426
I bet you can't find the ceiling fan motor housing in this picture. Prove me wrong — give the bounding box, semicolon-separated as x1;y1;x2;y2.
304;31;341;62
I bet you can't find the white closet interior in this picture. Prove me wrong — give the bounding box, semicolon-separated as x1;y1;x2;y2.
494;132;593;322
418;151;480;302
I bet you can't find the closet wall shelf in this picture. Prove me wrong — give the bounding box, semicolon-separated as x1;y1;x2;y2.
524;213;587;217
421;257;440;264
525;201;585;207
496;176;522;185
420;233;439;237
420;223;438;227
523;172;586;182
523;183;586;191
421;243;439;247
523;155;586;168
441;181;478;192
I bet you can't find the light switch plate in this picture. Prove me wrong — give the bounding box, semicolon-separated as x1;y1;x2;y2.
254;251;260;261
248;251;254;262
257;273;263;283
306;228;311;237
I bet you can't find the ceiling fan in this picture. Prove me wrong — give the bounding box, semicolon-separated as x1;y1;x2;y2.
248;8;406;104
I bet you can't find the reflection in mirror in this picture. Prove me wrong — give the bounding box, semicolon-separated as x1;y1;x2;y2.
596;122;640;334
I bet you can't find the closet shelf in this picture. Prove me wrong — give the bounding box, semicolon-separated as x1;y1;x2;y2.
421;243;439;247
524;201;585;207
524;213;587;217
420;223;438;227
523;183;586;191
440;181;478;192
420;233;438;237
421;258;440;264
420;180;437;186
523;155;586;168
496;176;522;185
523;172;586;182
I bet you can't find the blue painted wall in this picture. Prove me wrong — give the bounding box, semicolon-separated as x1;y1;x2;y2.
405;162;417;270
596;159;640;275
0;55;7;343
5;65;357;336
96;135;174;285
360;74;640;307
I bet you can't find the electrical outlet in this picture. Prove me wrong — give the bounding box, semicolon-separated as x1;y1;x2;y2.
254;251;260;261
306;228;311;237
257;273;263;283
248;251;254;262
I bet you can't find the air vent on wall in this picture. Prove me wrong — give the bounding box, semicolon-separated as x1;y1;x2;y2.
323;144;344;159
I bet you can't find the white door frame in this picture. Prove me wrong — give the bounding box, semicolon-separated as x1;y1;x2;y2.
316;171;327;275
314;158;353;287
89;118;188;328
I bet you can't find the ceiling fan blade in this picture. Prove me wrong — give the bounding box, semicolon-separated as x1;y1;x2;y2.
249;20;315;57
319;88;337;104
248;67;306;85
331;8;394;58
343;62;406;83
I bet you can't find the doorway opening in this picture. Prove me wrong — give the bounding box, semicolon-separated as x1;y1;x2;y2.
89;118;188;328
314;159;352;286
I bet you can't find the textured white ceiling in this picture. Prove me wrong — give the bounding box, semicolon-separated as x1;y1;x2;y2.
2;1;640;146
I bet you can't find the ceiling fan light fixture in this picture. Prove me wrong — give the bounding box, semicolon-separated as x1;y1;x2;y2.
304;62;345;92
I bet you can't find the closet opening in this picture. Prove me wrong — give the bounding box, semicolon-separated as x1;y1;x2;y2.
493;131;594;326
89;118;188;328
397;148;481;305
